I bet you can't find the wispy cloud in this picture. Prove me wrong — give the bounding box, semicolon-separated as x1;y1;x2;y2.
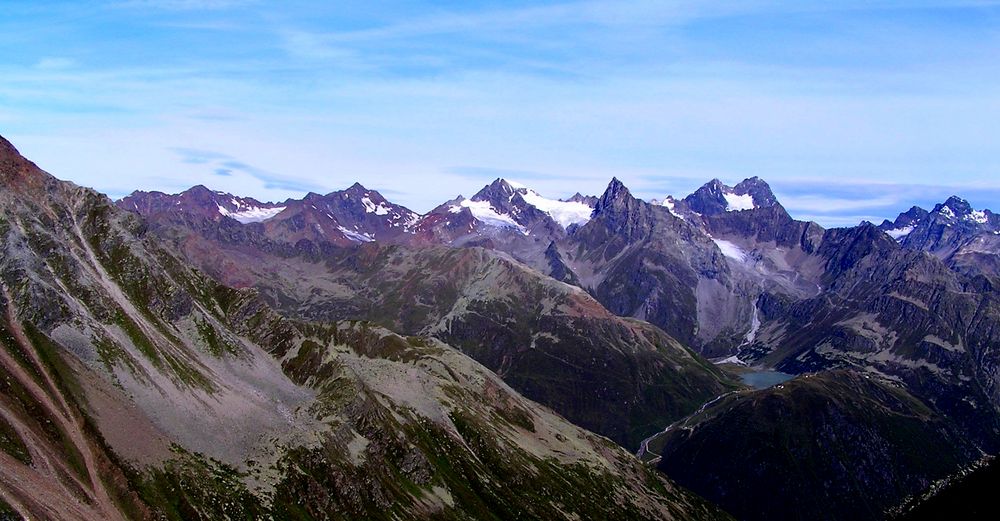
169;147;324;193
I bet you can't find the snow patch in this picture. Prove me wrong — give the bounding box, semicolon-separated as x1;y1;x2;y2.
723;192;756;212
217;204;286;224
712;238;747;262
885;226;914;240
359;196;393;216
967;209;988;224
337;226;374;242
459;199;526;232
939;205;956;219
714;355;747;366
658;197;684;219
519;190;593;228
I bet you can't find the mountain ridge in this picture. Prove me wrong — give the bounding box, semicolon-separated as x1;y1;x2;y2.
0;134;734;520
83;140;1000;520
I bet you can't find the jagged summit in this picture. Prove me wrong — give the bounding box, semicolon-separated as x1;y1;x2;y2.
564;192;598;205
595;177;632;212
933;195;981;221
682;176;779;216
881;196;995;242
472;178;523;201
436;177;595;232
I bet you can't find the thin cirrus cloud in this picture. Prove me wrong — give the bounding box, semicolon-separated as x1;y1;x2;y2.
1;1;999;226
169;147;325;193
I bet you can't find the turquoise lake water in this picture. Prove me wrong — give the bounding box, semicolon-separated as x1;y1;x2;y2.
741;370;795;389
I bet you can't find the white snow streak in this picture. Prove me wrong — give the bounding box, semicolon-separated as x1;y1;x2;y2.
337;226;375;242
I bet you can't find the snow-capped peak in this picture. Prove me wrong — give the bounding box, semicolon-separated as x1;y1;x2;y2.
471;178;594;229
505;179;528;190
682;177;776;216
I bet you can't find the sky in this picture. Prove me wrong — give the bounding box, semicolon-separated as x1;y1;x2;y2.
2;0;1000;227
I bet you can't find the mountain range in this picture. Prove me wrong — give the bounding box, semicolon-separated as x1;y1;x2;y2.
4;131;1000;520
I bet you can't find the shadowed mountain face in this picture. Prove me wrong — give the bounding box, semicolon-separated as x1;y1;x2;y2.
656;372;981;521
0;135;732;520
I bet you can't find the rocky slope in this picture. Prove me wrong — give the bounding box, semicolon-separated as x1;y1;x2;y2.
122;211;736;450
0;135;731;520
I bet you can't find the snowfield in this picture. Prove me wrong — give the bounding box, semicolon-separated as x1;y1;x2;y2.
723;192;756;212
455;199;526;232
217;204;286;223
519;189;593;228
885;226;915;240
712;238;747;262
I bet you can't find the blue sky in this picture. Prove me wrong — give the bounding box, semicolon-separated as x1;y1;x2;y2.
3;0;1000;226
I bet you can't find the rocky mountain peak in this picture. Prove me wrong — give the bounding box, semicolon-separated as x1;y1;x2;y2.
180;184;229;204
926;196;995;228
594;177;633;214
185;184;214;194
683;176;779;216
471;178;526;203
879;206;930;239
734;176;779;207
0;134;57;195
936;196;973;218
565;192;598;206
901;205;929;221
